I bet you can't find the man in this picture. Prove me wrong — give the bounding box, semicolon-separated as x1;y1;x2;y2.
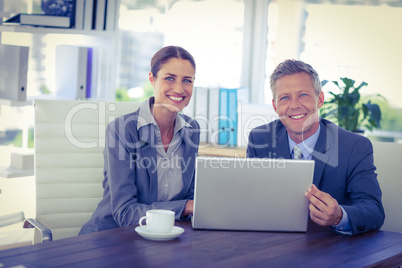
246;59;384;235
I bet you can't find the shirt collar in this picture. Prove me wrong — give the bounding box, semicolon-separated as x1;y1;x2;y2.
137;97;191;133
288;125;321;160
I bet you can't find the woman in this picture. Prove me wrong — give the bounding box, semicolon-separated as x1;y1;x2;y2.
79;46;199;234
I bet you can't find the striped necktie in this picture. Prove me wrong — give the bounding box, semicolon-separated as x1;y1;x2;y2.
293;145;302;160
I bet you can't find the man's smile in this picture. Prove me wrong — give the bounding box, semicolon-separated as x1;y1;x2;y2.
289;114;306;120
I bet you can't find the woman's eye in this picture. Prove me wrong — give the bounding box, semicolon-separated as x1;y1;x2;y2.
300;93;307;97
280;96;288;101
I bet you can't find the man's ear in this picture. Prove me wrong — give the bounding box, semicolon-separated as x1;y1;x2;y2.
317;91;325;109
272;98;278;113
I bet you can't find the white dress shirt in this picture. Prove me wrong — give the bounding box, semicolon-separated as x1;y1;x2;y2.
137;97;191;202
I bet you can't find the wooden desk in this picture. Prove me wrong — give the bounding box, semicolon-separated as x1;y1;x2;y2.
1;221;401;267
198;144;247;158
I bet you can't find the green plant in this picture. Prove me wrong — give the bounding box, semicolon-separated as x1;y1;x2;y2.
321;77;384;132
376;99;402;132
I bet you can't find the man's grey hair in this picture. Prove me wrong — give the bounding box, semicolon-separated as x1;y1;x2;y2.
270;59;322;100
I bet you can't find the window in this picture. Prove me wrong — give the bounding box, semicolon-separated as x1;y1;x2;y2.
116;0;244;101
265;0;402;138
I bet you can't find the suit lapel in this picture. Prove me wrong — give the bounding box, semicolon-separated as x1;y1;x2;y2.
275;122;292;159
311;120;331;187
178;124;195;198
138;125;158;201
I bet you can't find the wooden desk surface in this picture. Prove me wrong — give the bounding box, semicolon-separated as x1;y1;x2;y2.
1;221;401;267
198;144;247;158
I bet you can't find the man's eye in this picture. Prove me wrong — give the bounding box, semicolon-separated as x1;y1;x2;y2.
184;79;193;83
165;77;174;81
280;96;288;101
300;93;307;97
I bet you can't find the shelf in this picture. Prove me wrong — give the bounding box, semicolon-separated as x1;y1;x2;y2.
0;25;115;37
0;166;34;179
0;96;84;107
0;98;33;107
0;147;34;179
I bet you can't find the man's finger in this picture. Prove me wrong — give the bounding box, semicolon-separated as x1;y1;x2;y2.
307;184;332;206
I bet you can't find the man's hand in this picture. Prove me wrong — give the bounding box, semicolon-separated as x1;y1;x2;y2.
305;184;343;226
182;200;194;217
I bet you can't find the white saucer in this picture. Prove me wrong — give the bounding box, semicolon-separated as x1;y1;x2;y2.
135;226;185;241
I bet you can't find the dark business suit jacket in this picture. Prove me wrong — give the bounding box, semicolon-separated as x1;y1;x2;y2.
247;118;385;235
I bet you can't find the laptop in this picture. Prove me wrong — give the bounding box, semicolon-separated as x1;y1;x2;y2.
192;156;315;232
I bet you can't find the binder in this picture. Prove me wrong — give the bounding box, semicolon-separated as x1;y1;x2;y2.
0;45;29;101
193;87;209;143
83;0;94;30
218;88;229;145
94;0;106;30
55;45;92;99
86;47;93;98
208;87;220;145
105;0;119;31
236;103;278;148
74;0;85;29
218;87;249;146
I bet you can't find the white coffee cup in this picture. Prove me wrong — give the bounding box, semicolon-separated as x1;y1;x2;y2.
139;209;175;233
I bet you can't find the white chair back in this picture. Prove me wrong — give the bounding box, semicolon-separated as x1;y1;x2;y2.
372;141;402;233
34;99;141;243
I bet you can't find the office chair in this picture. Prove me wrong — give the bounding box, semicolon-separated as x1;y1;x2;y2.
0;211;25;228
372;141;402;233
0;211;34;250
25;99;140;243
